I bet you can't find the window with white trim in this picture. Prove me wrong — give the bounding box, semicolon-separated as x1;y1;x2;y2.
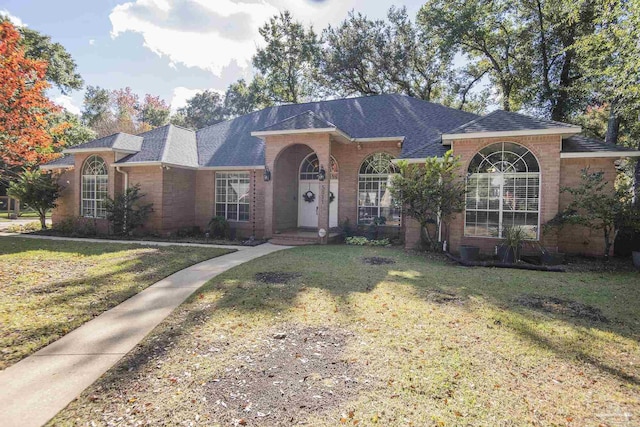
358;153;401;226
465;142;540;239
81;155;108;218
216;172;250;221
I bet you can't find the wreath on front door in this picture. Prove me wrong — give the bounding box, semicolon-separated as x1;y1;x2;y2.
303;190;316;203
329;191;335;203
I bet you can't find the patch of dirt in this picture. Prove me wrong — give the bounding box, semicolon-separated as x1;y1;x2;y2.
361;256;396;265
515;294;609;322
204;326;360;426
255;272;301;284
426;289;464;304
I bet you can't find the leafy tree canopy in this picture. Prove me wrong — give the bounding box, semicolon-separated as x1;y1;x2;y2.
7;169;61;229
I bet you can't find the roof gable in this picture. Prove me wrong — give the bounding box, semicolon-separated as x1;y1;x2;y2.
64;132;143;153
443;109;580;141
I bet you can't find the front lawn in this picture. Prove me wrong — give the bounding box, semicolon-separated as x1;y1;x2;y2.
0;237;233;369
51;246;639;426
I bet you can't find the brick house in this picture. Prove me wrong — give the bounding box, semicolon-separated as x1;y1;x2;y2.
42;94;639;255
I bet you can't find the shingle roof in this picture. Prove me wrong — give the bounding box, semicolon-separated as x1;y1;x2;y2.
40;154;75;169
65;132;143;152
562;134;638;153
257;110;339;132
114;124;199;168
197;94;479;166
445;109;578;135
46;94;633;171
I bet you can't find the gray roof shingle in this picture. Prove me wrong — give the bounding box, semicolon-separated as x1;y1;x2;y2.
445;109;578;135
562;134;638;153
197;94;479;166
113;124;199;168
46;94;633;170
65;132;143;152
40;154;75;169
257;110;339;132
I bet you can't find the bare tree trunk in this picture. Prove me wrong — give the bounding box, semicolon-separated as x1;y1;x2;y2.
605;101;620;145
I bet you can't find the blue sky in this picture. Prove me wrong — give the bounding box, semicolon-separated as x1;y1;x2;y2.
0;0;426;115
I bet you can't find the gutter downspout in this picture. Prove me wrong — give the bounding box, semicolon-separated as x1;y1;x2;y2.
116;166;128;190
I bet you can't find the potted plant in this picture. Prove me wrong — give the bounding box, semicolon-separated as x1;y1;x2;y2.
498;226;526;263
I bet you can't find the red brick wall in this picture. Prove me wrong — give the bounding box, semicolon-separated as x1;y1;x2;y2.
194;169;265;239
126;166;164;232
51;168;75;223
558;157;618;256
162;167;196;232
331;140;401;228
446;135;562;254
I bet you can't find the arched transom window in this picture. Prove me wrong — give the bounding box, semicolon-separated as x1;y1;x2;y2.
81;155;108;218
299;153;338;180
465;142;540;239
358;153;400;226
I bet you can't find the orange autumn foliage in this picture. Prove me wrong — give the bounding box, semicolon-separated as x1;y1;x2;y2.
0;21;68;167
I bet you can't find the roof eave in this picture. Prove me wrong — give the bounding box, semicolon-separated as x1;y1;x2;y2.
40;164;74;170
442;127;582;144
63;147;140;154
111;161;198;170
251;127;339;137
560;151;640;158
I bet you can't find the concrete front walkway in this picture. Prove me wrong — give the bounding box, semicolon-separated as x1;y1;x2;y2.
0;243;290;427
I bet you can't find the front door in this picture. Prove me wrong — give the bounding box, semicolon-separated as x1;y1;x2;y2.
298;181;319;228
298;153;339;228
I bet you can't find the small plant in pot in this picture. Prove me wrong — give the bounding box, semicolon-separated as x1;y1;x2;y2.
498;225;527;263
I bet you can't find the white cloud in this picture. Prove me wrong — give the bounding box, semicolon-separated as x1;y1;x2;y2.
89;39;95;45
169;86;224;112
54;95;82;115
0;9;26;27
109;0;363;76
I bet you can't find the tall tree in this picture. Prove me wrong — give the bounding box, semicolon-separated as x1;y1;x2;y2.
81;86;170;136
0;16;83;94
175;90;227;129
320;7;451;102
253;11;321;104
518;0;596;121
223;77;272;117
418;0;533;111
0;21;68;173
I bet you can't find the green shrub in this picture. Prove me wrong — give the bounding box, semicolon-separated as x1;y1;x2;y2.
208;216;230;239
52;217;99;237
345;236;390;246
105;185;153;236
6;221;41;233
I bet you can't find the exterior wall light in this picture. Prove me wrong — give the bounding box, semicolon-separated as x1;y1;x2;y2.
263;166;271;182
318;165;326;181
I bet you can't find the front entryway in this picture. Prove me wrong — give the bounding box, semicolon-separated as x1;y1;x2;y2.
297;153;338;228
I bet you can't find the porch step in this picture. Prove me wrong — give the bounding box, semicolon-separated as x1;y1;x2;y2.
269;229;342;246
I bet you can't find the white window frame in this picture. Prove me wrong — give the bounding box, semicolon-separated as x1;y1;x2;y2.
215;172;250;222
357;153;401;226
81;155;108;219
464;142;541;240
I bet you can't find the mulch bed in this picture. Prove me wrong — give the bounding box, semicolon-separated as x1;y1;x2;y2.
255;272;302;284
361;257;396;265
204;326;360;426
515;294;609;322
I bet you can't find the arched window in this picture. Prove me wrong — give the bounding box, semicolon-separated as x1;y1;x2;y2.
358;153;400;226
299;153;338;180
465;142;540;239
81;155;108;218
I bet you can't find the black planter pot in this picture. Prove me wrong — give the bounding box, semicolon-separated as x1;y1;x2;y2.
497;245;518;263
459;245;480;262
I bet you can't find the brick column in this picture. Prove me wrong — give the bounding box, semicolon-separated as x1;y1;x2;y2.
315;143;331;244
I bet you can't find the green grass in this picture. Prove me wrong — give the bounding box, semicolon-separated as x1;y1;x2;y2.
50;246;640;426
0;237;233;369
0;211;51;221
